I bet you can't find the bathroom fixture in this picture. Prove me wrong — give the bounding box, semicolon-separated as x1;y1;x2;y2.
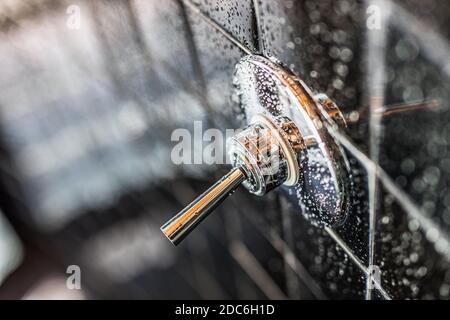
161;55;353;245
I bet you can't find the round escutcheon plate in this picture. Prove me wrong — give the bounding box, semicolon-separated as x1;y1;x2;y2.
232;55;351;228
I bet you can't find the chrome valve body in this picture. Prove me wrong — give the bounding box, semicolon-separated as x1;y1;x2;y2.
161;55;352;245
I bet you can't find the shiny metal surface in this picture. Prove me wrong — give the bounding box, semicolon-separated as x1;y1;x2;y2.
227;114;304;196
233;54;351;227
313;93;348;128
162;113;308;244
161;54;355;244
161;167;245;245
162;54;355;245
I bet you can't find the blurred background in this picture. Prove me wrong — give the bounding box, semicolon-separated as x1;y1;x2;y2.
1;0;450;299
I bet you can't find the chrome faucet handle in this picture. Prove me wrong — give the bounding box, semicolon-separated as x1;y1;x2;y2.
161;167;246;245
161;54;363;246
161;114;309;245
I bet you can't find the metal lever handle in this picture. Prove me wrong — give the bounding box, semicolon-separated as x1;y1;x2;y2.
161;167;246;245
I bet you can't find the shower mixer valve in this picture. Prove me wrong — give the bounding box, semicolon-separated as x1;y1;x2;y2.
161;55;352;245
161;113;313;245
